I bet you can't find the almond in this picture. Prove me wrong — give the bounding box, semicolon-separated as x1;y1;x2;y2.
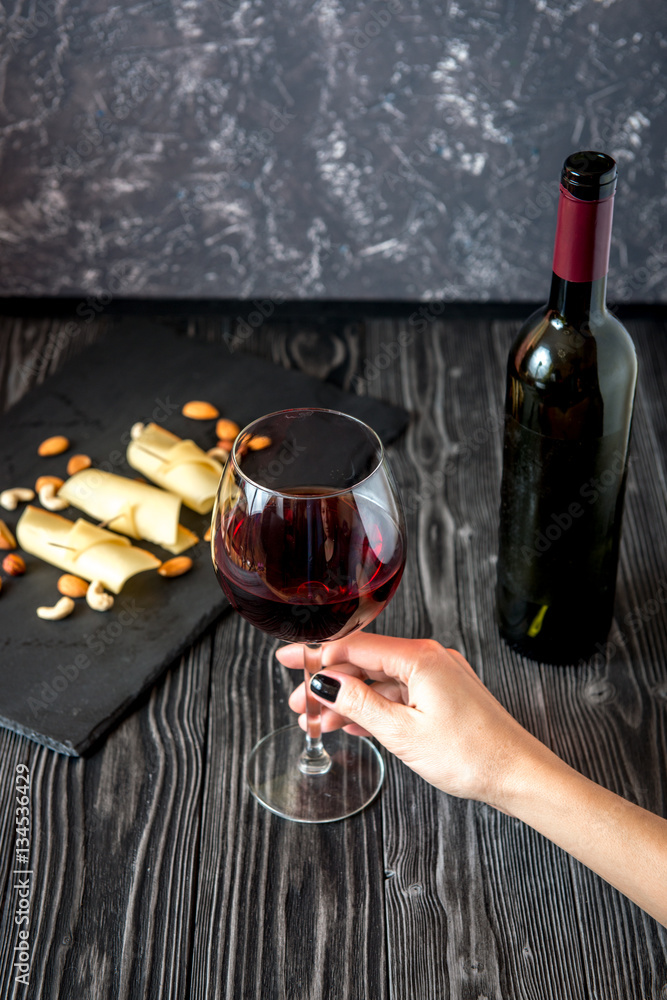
157;556;193;578
67;454;92;476
182;401;219;420
215;440;234;452
215;418;240;440
0;520;17;550
38;435;70;457
204;526;212;542
3;553;26;576
35;475;65;494
249;435;272;451
57;574;89;598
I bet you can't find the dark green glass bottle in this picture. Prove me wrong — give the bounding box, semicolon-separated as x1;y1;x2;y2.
496;151;637;664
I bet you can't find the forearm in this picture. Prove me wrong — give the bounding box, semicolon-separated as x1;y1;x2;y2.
501;740;667;926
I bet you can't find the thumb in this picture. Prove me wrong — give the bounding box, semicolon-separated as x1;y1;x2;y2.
309;671;414;754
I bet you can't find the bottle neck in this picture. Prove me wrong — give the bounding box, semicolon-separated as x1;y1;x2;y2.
547;273;607;322
548;184;614;322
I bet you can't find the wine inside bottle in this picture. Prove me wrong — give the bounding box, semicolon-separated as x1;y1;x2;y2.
496;151;637;664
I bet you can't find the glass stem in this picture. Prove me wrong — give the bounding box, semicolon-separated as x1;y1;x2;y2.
298;642;332;775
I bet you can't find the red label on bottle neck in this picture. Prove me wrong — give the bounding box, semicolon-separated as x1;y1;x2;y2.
552;185;614;282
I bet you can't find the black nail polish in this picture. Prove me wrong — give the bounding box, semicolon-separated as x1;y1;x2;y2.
310;674;340;703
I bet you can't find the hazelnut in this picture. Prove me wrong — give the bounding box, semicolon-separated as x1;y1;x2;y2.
3;553;26;576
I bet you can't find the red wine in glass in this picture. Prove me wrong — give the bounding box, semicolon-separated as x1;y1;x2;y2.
214;489;404;643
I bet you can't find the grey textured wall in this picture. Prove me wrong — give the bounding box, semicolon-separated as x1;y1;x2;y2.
0;0;665;301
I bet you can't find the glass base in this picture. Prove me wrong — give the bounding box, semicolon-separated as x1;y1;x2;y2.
247;724;385;823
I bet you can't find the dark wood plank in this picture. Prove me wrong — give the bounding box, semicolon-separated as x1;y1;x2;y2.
0;315;105;413
187;314;364;391
0;318;388;1000
0;726;40;998
0;320;213;999
189;601;387;1000
556;318;667;1000
185;317;388;1000
0;312;665;1000
629;319;667;464
447;318;593;998
479;321;667;998
0;638;213;1000
364;316;667;1000
362;321;486;995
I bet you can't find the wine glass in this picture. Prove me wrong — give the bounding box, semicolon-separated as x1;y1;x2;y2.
210;407;406;823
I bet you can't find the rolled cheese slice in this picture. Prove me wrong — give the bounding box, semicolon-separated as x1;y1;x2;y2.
58;470;197;555
126;423;223;514
16;506;161;594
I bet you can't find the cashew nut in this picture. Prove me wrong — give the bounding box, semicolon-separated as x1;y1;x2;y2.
37;596;75;620
86;580;114;612
0;487;35;511
130;422;145;440
38;482;69;511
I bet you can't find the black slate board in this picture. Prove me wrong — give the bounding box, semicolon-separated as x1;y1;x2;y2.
0;322;408;755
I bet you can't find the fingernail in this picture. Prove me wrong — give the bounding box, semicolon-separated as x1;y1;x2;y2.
310;674;341;703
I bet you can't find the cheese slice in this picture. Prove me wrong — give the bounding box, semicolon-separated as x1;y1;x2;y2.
58;470;197;554
126;423;223;514
16;506;161;594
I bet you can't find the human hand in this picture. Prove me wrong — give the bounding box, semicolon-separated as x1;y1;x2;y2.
278;633;549;811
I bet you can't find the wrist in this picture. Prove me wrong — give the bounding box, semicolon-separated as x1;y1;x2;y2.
488;730;568;818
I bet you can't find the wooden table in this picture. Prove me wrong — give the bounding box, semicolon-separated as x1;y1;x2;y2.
1;307;666;999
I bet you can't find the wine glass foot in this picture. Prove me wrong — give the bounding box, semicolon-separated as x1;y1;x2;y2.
247;724;385;823
298;746;332;776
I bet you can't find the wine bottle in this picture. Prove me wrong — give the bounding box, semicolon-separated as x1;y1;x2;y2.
496;151;637;664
